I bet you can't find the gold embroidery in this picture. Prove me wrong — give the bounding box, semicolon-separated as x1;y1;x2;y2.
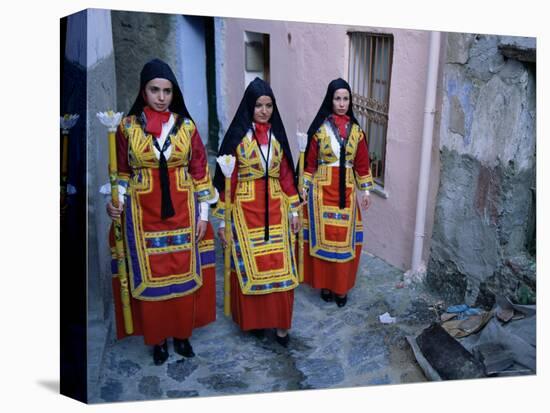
119;115;209;301
316;123;363;166
309;165;357;262
228;135;299;294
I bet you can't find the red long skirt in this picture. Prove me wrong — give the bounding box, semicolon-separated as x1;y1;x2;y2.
229;272;294;331
302;243;362;295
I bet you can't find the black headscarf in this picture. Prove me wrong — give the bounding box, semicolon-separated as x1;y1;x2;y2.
305;78;360;209
214;77;297;240
128;58;193;120
128;58;194;220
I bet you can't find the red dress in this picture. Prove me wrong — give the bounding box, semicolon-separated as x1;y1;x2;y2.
302;120;373;295
214;130;301;330
110;114;217;345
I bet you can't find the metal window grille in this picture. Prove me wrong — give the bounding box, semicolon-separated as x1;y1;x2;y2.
348;32;394;187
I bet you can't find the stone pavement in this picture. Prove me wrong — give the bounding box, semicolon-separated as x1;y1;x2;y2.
90;237;444;403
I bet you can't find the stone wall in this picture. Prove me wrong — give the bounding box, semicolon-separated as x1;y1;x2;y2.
426;33;536;306
111;11;179;114
110;12;210;145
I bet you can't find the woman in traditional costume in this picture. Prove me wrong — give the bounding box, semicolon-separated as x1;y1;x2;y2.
302;78;373;307
106;59;218;365
213;78;301;347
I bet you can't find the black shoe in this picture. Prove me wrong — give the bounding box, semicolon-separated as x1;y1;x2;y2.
275;333;290;348
153;341;169;365
335;294;348;307
250;329;265;338
320;289;334;302
173;338;195;358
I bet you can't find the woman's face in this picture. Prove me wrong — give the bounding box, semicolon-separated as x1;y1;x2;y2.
332;88;350;116
253;95;274;124
143;78;173;112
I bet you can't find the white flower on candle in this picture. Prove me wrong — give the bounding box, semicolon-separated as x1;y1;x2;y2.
297;132;308;153
217;155;236;178
96;111;124;132
60;114;80;134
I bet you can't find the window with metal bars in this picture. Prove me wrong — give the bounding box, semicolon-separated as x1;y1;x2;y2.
348;32;394;187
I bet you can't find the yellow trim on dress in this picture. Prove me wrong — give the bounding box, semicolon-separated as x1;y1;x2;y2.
118;114;209;301
227;135;299;295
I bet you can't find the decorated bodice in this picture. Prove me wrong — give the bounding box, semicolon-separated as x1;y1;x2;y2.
315;122;364;167
121;115;196;170
116;114;216;203
235;132;284;181
304;120;373;192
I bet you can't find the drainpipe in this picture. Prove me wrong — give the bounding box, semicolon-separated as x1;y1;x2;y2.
410;31;442;276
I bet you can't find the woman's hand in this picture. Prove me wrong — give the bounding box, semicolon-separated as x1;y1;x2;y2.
360;193;371;211
106;201;124;219
291;215;301;233
196;220;207;242
217;227;227;248
302;188;308;202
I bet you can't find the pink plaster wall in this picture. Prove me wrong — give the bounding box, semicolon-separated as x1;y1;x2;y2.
221;18;442;271
221;18;347;154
